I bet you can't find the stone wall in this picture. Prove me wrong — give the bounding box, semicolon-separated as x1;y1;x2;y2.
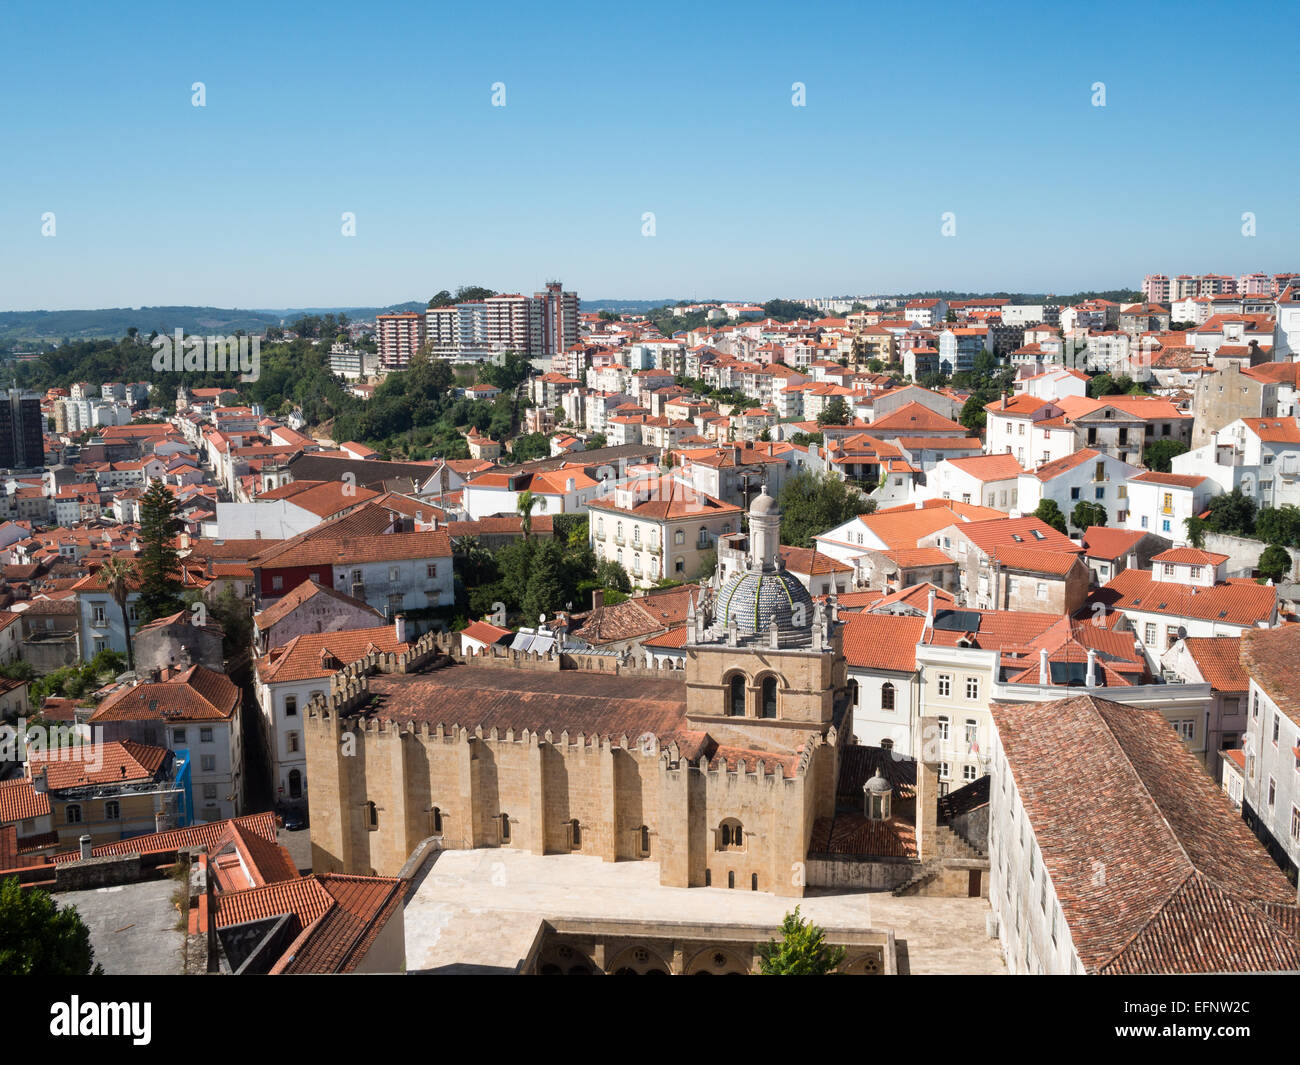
1202;531;1294;580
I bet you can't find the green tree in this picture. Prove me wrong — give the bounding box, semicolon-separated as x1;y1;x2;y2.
1258;543;1292;583
136;482;185;623
204;585;249;664
778;471;871;548
1204;488;1257;537
757;907;846;975
816;397;850;426
96;556;137;672
1255;505;1300;549
509;433;551;463
1142;439;1189;473
585;433;607;451
1088;373;1117;398
1070;500;1108;531
1185;515;1207;548
517;490;538;540
0;877;103;975
959;394;987;434
1034;499;1068;535
521;541;566;622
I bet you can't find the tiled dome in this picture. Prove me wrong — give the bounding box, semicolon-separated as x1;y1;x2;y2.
716;569;814;635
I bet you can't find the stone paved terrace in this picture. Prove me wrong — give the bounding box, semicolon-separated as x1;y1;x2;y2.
404;849;1005;975
59;879;186;976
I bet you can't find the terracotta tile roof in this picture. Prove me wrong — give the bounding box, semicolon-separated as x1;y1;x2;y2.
1130;471;1209;488
0;777;51;822
459;620;512;645
1030;448;1104;481
256;625;411;685
951;515;1082;556
643;625;689;649
809;813;916;859
1180;636;1247;692
59;812;296;885
1246;418;1300;443
89;665;239;724
1080;525;1148;560
570;585;702;645
882;547;953;569
253;578;382;631
1151;548;1229;566
254;479;380;518
843;613;925;670
587;476;741;521
867;582;955;613
944;453;1025;480
1240;626;1300;727
27;740;169;791
778;545;852;575
991;695;1300;974
992;546;1083;575
1097;569;1276;627
358;664;688;743
869;402;965;434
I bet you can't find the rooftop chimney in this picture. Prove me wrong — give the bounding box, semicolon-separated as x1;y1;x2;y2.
1038;647;1049;684
394;613;408;644
79;834;92;860
1086;648;1097;688
591;588;605;611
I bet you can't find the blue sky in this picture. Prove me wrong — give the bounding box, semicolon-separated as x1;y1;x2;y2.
1;0;1294;309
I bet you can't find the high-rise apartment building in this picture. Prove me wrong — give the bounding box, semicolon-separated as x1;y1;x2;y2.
0;389;46;469
375;312;427;371
422;281;578;361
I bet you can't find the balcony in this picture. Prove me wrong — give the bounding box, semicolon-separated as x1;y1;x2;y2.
614;533;626;546
647;541;662;555
594;530;606;542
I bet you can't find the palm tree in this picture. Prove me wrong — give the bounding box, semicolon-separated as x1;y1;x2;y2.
517;490;538;540
97;556;138;673
454;534;493;586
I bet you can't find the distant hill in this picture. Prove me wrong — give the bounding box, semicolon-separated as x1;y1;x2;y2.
0;302;428;343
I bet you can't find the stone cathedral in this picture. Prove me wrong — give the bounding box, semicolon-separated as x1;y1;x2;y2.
306;488;852;896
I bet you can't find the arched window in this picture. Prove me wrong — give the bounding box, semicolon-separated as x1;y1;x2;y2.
499;813;510;843
639;825;650;855
761;676;777;719
432;806;443;833
288;769;302;799
367;801;378;830
569;819;582;849
751;873;759;891
674;529;685;545
727;675;746;717
848;679;860;707
881;682;895;711
718;818;744;851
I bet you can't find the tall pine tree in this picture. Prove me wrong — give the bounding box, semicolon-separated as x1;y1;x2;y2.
136;481;185;623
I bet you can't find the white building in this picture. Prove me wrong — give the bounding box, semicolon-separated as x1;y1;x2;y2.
1015;449;1140;528
1124;470;1217;542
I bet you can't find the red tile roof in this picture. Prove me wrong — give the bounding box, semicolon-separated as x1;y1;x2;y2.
0;777;51;822
1098;569;1276;627
842;613;926;671
1240;626;1300;728
1180;636;1247;692
991;694;1300;974
27;740;169;791
1080;526;1148;560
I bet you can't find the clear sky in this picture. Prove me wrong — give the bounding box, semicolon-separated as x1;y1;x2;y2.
1;0;1295;309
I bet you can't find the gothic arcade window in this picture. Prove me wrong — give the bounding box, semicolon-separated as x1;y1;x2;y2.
728;675;745;716
761;676;777;719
